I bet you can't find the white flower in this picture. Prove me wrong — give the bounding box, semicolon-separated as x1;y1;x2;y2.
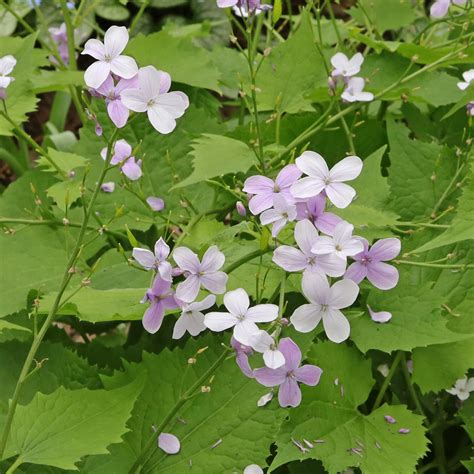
121;66;189;134
341;77;374;103
291;273;359;343
0;55;17;89
446;377;474;401
291;151;363;208
204;288;278;346
82;25;138;89
250;330;285;369
330;52;364;79
172;295;215;339
457;69;474;91
260;194;297;237
244;465;264;474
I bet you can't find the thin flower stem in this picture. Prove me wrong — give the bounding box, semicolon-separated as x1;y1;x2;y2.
372;351;403;411
223;247;273;275
400;352;425;417
0;128;119;459
130;0;150;35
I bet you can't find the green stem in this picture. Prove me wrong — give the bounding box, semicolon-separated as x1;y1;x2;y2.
223;248;273;275
0;149;25;176
395;260;474;269
372;351;403;410
129;0;149;35
5;456;22;474
400;353;425;416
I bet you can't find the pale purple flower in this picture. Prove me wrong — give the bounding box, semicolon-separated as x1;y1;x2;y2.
368;305;392;323
172;295;216;339
457;69;474;90
243;164;301;215
173;246;227;302
204;288;278;346
260;194;297;237
49;23;70;65
312;221;364;262
295;194;342;235
341;77;374;103
345;237;400;290
244;465;264;474
446;377;474;401
121;66;189;134
430;0;466;18
95;74;138;128
132;237;173;281
147;196;165;211
272;219;346;278
232;2;272;16
254;338;323;408
250;330;285;369
158;433;180;454
330;52;364;79
231;336;254;378
291;273;359;343
0;55;16;91
82;25;138;89
141;276;178;334
101;139;142;181
236;201;247;216
291;151;363;208
100;182;115;193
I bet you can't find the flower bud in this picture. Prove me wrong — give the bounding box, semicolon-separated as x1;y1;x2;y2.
236;201;246;216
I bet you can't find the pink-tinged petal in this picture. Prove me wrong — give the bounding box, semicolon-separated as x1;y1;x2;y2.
154;70;171;94
353;237;370;259
173;247;200;272
187;294;216;312
369;238;401;261
276;164;302;189
328;279;359;309
254;367;287;387
296;151;329;179
204;311;238;331
147;104;176;134
137;66;162;99
132;248;155;269
272;246;307;272
325;182;356;208
342;238;365;257
243;175;274;195
234;320;259;346
121;89;147;112
294;364;323;386
224;288;250;316
278;338;301;371
110;55;138;80
81;38;105;60
115;75;139;94
294;219;319;255
84;60;110;89
263;349;285;369
104;25;129;57
430;0;450;17
151;276;172;295
322;308;350;343
314;212;342;235
260;208;281;226
147;196;165;211
113;139;132;161
367;262;399;290
291;303;323;333
368;305;392;323
121;157;142;181
200;271;228;294
107;99;129;128
158;433;180;454
246;304;279;323
95;74;114;95
201;246;225;272
155;92;188;118
248;193;274;215
154;237;170;260
217;0;238;6
307;193;326;215
278;378;302;407
162;294;179;310
271;218;287;237
291;176;325;199
333;220;354;244
244;465;264;474
175;274;200;303
317;253;347;277
236;352;255;378
311;235;335;256
142;301;165;334
301;271;330;304
158;261;173;282
344;261;368;284
329;156;363;182
330;52;349;72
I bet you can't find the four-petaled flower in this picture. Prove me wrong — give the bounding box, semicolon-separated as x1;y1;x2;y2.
446;377;474;401
254;338;322;407
341;77;374;103
457;68;474;90
0;55;17;95
204;288;278;346
295;194;342;235
172;295;216;339
250;330;285;369
133;237;173;281
260;194;297;237
101;139;142;181
330;52;364;79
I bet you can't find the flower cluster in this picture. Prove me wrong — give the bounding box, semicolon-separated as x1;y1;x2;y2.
216;0;272;17
457;68;474;116
0;55;17;100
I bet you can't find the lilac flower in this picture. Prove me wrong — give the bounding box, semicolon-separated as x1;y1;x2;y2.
141;276;178;334
231;337;254;378
457;69;474;90
101;182;115;193
95;74;138;128
0;55;16;91
204;288;278;346
291;151;363;208
146;196;165;212
173;246;227;302
121;66;189;134
368;306;392;323
132;237;173;281
291;273;359;343
430;0;466;18
345;237;400;290
243;164;301;215
272;219;346;278
312;221;364;262
250;330;285;369
172;295;216;339
244;465;264;474
260;194;297;237
49;23;70;65
254;338;323;408
341;77;374;103
101;139;142;181
330;52;364;79
295;194;342;235
82;25;138;89
446;377;474;401
158;433;180;454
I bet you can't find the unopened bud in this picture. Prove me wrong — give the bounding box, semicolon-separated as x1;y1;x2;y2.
62;217;70;226
236;201;246;216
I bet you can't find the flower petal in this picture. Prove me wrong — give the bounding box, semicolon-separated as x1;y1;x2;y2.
175;274;201;303
322;308;350;343
121;89;147;112
224;288;250;316
294;364;323;386
132;248;155;269
254;367;287;387
200;271;228;295
272;246;307;272
291;303;323;333
276;164;302;189
81;38;105;60
295;151;329;179
243;175;274;194
278;337;302;371
234;320;259;346
294;219;319;255
368;238;401;261
344;261;368;284
328;278;359;309
246;304;279;323
158;433;180;454
204;311;238;331
248;193;274;215
142;302;165;334
110;55;139;80
301;271;330;304
201;246;225;272
173;247;200;272
104;25;129;57
107;99;129;128
325;182;356;208
367;262;399;290
147;104;177;134
367;305;392;323
264;349;286;369
291;176;325;199
278;378;302;407
329;155;363;182
84;60;110;89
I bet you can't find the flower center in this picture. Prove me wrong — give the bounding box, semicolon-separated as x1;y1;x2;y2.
147;99;155;107
104;54;112;62
286;370;296;379
335;244;343;251
274;184;280;192
321;304;329;312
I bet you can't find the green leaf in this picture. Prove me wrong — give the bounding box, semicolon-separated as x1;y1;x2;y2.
0;1;32;37
95;0;130;20
3;378;144;469
38;148;88;174
46;177;83;212
270;341;428;473
32;70;85;94
173;134;256;189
